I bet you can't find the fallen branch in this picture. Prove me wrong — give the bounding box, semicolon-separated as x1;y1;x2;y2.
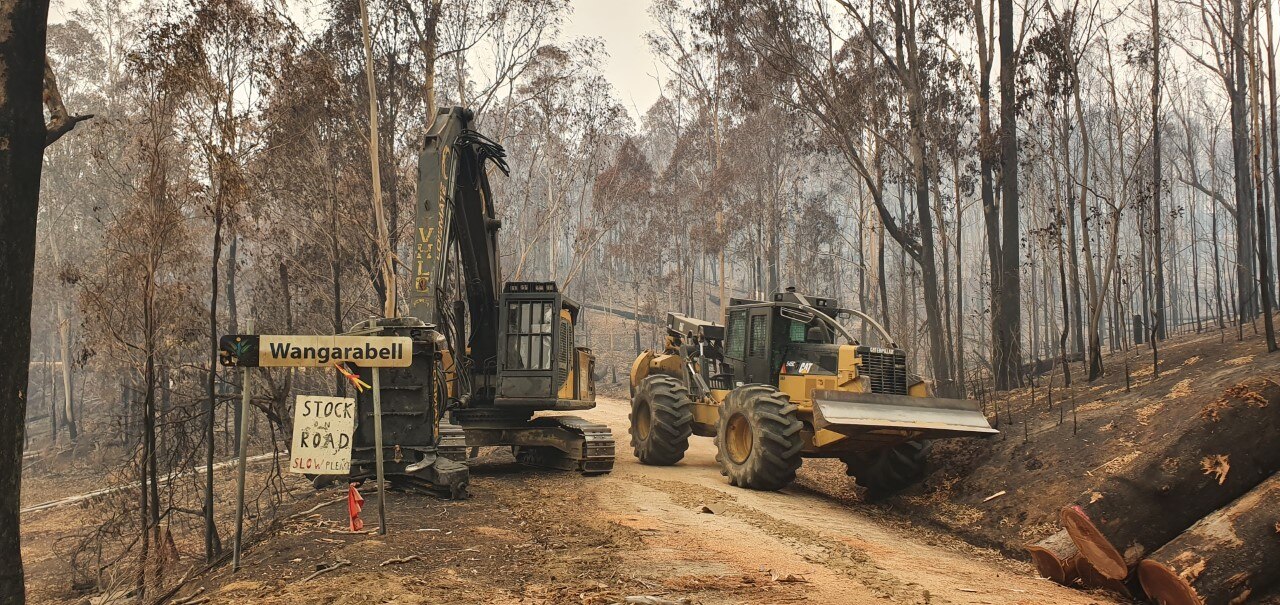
289;496;346;520
302;559;351;583
379;555;420;566
169;587;205;605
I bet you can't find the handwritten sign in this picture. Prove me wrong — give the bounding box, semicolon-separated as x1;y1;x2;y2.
289;395;356;475
219;334;412;368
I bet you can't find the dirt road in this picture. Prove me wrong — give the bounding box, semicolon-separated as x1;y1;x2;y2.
172;396;1115;605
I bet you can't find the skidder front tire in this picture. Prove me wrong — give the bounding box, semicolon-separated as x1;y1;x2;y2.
843;440;932;500
630;375;694;465
714;385;803;491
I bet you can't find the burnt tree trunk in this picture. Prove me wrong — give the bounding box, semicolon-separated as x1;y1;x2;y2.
1137;472;1280;605
1060;377;1280;579
1025;530;1080;585
0;0;52;601
204;195;224;563
994;0;1022;390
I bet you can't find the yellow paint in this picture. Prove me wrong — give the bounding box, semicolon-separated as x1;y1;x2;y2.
629;350;654;389
557;366;575;399
838;345;862;389
576;348;595;402
650;353;684;376
440;349;457;398
558;308;577;400
692;402;720;426
812;428;849;447
909;380;930;397
777;374;836;410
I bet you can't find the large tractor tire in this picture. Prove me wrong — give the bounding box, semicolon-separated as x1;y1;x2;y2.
843;441;932;500
629;375;694;465
714;385;804;490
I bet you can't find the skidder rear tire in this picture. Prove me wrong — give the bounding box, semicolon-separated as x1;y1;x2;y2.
630;375;693;465
843;440;931;500
714;385;803;490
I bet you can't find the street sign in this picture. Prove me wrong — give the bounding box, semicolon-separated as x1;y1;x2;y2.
289;395;356;475
219;334;412;368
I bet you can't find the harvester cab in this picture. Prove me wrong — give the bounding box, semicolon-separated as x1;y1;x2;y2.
629;289;996;498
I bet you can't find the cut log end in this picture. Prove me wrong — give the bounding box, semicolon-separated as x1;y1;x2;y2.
1078;558;1139;600
1025;530;1080;585
1027;548;1079;584
1060;505;1128;580
1137;560;1203;605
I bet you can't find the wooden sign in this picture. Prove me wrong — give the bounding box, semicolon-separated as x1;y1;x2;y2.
219;334;412;368
289;395;356;475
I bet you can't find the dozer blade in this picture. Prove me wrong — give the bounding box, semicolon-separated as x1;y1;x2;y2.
811;389;998;440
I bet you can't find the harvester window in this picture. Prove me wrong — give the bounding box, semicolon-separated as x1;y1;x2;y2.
726;310;746;359
506;300;555;370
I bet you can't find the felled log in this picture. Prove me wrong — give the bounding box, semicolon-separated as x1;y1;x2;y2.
1252;584;1280;605
1025;530;1080;585
1136;472;1280;605
1060;378;1280;579
1076;558;1142;601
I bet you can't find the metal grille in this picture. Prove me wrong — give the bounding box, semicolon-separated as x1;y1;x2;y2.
860;348;908;395
555;319;573;389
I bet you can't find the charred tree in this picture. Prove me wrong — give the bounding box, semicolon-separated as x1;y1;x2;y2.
1;2;90;601
0;0;48;600
993;0;1022;390
1151;0;1166;341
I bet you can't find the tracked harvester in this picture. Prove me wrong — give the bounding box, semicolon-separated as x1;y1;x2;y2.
629;289;995;498
343;107;614;497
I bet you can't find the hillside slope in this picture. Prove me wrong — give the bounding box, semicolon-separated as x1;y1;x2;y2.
801;322;1280;556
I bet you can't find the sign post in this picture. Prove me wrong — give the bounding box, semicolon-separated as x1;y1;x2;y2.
370;368;388;535
219;331;409;538
232;319;254;572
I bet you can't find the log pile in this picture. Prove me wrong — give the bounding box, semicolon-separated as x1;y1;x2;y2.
1137;473;1280;605
1023;378;1280;603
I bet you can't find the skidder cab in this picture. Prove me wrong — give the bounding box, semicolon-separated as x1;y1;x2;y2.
629;288;996;498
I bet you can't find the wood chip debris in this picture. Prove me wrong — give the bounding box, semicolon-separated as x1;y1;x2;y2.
771;572;809;583
982;490;1007;503
700;503;728;515
623;597;692;605
1201;455;1231;485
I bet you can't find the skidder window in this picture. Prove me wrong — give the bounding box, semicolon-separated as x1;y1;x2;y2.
726;310;747;359
749;315;767;357
507;300;555;370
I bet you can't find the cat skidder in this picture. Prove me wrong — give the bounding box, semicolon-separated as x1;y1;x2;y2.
628;289;997;498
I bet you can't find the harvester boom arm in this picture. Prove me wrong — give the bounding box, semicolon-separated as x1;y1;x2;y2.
413;107;509;366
